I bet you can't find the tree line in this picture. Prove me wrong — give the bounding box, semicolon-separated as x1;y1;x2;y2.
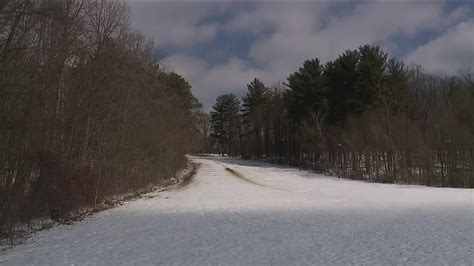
209;44;474;188
0;0;201;240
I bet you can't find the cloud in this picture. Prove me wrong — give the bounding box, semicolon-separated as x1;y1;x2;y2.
128;3;224;47
128;1;473;109
246;2;461;66
405;20;474;75
225;3;326;36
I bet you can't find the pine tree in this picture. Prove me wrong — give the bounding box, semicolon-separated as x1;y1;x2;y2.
356;44;388;110
324;49;360;125
210;94;240;155
285;59;326;124
241;78;268;158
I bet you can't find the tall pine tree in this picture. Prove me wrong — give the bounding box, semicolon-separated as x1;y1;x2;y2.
242;78;268;158
210;94;240;155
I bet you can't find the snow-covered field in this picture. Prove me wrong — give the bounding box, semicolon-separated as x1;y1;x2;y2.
1;156;473;265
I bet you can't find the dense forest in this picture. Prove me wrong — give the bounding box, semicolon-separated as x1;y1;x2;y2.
0;0;202;240
209;45;474;188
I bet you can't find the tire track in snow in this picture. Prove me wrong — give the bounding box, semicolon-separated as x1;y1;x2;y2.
224;167;267;187
215;161;288;191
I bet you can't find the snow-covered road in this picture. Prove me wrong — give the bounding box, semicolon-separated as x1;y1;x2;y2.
1;156;473;265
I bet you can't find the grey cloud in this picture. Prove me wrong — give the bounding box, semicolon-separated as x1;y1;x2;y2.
406;20;474;75
128;1;473;109
128;2;225;47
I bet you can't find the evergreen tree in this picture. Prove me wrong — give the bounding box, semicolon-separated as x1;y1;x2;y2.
210;94;240;155
381;58;408;113
207;43;474;188
356;44;388;110
160;72;202;112
241;78;268;158
322;45;389;125
285;59;326;124
324;49;360;125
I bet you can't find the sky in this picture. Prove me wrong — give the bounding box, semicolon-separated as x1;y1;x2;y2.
127;1;474;110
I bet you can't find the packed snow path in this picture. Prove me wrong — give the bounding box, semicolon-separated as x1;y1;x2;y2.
2;156;473;265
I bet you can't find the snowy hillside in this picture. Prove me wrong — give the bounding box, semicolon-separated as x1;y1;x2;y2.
1;156;473;265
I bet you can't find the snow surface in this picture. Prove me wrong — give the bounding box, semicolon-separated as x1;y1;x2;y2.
1;156;473;265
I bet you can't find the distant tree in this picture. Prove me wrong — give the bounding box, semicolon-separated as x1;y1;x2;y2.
196;111;211;153
210;94;241;155
160;72;202;111
204;43;473;189
241;78;268;158
284;59;327;164
324;49;360;125
356;44;388;109
285;59;326;124
380;58;408;147
264;85;288;163
381;58;408;112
